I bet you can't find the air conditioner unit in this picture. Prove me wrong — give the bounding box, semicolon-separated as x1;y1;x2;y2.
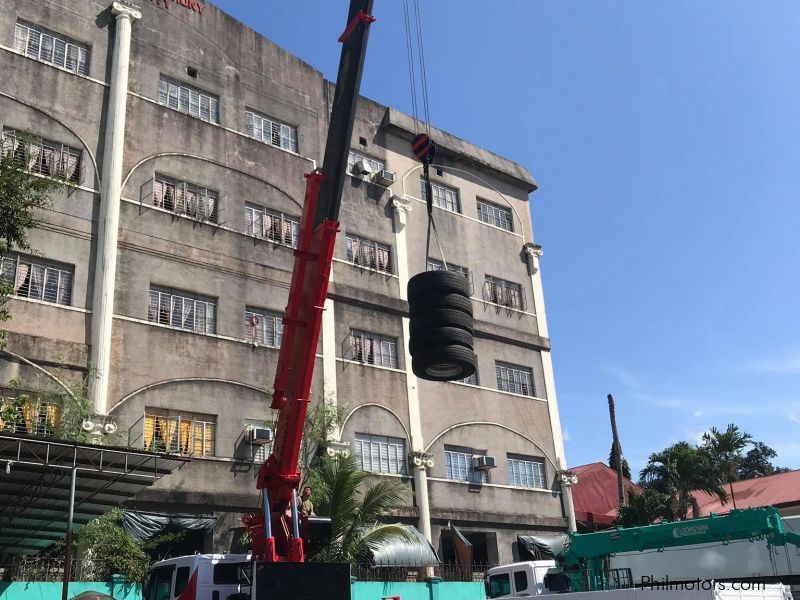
373;169;396;186
472;455;496;471
352;158;373;177
248;426;273;445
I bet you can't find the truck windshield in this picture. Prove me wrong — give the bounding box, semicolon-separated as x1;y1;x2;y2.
487;573;512;598
143;565;175;600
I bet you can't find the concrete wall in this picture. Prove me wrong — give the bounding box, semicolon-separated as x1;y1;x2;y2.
0;0;568;561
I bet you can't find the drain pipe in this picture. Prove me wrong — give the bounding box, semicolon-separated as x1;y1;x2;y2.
88;1;141;414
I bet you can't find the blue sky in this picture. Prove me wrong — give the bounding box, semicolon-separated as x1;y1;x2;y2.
213;1;800;475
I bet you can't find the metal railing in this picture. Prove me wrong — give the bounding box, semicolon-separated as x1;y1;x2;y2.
351;562;493;583
0;557;110;582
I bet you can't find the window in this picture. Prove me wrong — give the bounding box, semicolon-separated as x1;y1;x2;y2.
0;388;59;437
1;253;73;306
483;275;524;310
457;370;478;386
487;573;511;599
143;410;216;457
513;570;529;594
347;150;384;176
245;110;298;152
245;204;300;248
354;433;406;475
421;178;461;213
477;199;513;232
153;174;219;223
495;362;534;396
345;235;392;274
143;565;175;600
427;258;472;294
507;454;546;488
2;128;81;183
158;77;219;124
147;287;217;334
174;567;190;597
245;308;283;348
14;21;90;76
444;445;488;484
349;329;399;369
213;562;251;585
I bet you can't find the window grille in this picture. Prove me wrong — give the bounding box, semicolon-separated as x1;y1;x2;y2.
507;454;546;488
347;151;385;175
153;174;219;223
245;204;300;248
495;362;534;396
444;445;487;483
354;433;406;475
0;388;59;437
14;21;90;76
0;253;73;306
143;411;216;457
349;330;398;369
346;235;392;274
421;178;461;213
147;287;216;334
457;371;478;386
483;275;524;310
245;308;284;348
245;110;298;152
427;258;473;294
477;199;513;231
1;129;81;183
159;77;219;124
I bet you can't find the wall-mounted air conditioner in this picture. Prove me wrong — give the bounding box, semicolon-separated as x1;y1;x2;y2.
248;426;273;445
472;455;496;471
352;159;373;177
373;169;396;186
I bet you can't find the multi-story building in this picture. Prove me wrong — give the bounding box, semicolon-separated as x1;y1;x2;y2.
0;0;573;564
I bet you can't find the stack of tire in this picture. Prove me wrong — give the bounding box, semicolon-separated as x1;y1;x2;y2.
408;270;478;381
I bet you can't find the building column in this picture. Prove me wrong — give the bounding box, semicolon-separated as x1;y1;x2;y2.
89;2;141;414
391;195;433;542
524;243;577;532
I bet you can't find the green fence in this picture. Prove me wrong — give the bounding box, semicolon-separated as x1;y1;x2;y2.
0;576;141;600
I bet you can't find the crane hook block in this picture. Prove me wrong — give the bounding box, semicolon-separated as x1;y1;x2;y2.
411;133;436;164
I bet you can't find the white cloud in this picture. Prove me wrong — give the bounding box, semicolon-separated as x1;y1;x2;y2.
563;429;572;443
790;413;800;426
751;352;800;375
693;410;703;418
603;366;642;390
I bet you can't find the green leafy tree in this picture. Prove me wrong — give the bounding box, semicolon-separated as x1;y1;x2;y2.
73;508;150;582
738;442;790;479
311;454;412;563
616;488;674;527
701;424;752;507
639;442;727;520
608;442;631;480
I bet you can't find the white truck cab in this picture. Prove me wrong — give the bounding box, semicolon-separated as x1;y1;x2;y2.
143;553;252;600
485;560;563;598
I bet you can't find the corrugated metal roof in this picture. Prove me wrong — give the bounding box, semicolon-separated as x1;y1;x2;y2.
693;469;800;515
570;462;640;526
0;434;188;557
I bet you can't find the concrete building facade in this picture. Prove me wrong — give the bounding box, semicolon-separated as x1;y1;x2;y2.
0;0;572;564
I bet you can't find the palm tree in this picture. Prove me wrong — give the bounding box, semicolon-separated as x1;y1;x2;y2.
616;488;674;527
311;454;413;563
701;424;752;509
639;442;727;520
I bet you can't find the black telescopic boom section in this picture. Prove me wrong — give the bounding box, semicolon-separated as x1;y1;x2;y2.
313;0;375;227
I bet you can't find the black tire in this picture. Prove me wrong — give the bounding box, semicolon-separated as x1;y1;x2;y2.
408;270;470;301
412;345;478;382
410;309;473;334
410;326;473;353
409;293;473;317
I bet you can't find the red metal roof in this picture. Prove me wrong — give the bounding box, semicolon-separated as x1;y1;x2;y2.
693;469;800;515
570;462;641;526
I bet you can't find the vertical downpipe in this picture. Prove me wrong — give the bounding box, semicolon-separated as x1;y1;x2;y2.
89;1;142;414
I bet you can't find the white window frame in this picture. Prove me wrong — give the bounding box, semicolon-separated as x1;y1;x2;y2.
457;370;478;386
444;445;488;484
144;411;216;457
349;329;398;369
347;150;385;177
1;253;73;306
2;128;81;183
245;308;284;348
477;198;514;232
346;235;392;274
426;258;473;294
153;174;219;223
245;110;298;153
354;433;406;475
495;362;534;396
245;203;300;248
483;275;524;310
421;178;461;213
158;77;220;125
147;286;217;335
507;454;546;488
14;21;90;76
